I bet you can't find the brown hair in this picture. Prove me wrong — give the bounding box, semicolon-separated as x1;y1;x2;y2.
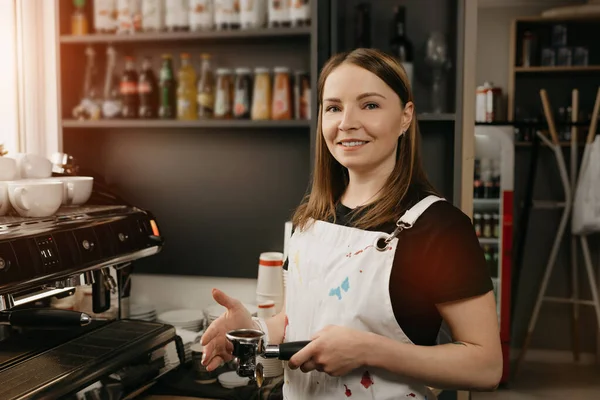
292;48;438;231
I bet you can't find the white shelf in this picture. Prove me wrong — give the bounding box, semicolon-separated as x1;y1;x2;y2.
479;237;500;245
62;119;311;129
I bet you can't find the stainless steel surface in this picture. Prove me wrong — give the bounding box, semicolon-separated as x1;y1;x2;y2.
263;345;280;358
13;287;75;307
80;313;92;326
0;295;14;312
54;274;87;289
101;268;117;293
82;271;95;285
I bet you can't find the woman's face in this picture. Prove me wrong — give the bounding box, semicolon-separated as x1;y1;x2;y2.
321;63;413;175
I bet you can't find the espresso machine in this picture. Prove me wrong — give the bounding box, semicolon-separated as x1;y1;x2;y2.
0;175;183;399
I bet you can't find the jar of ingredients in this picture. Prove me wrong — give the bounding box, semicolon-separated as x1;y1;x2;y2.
166;0;189;31
492;213;500;238
268;0;290;27
94;0;117;33
158;54;177;119
117;0;142;34
290;0;310;27
72;0;89;35
251;68;271;120
473;213;482;237
141;0;165;32
240;0;267;29
272;67;292;120
215;0;241;30
234;68;253;119
197;54;215;119
294;70;310;120
190;0;214;31
482;213;492;238
214;68;233;119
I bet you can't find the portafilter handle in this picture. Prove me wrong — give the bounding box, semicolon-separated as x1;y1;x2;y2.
263;341;312;360
0;309;92;328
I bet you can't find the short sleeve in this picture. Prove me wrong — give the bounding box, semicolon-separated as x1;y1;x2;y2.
426;211;494;304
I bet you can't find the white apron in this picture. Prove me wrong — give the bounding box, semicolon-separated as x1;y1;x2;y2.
283;195;444;400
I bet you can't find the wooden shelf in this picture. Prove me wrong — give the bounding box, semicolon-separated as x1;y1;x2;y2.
60;27;311;44
514;66;600;73
61;119;311;129
515;141;585;147
417;113;456;121
515;14;600;23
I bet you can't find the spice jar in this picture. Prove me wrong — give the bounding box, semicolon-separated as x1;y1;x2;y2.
214;68;233;119
473;213;482;238
234;68;253;119
215;0;241;30
190;0;215;31
251;68;272;120
294;70;310;120
482;213;492;238
290;0;310;27
272;67;292;120
268;0;290;27
240;0;267;29
165;0;189;31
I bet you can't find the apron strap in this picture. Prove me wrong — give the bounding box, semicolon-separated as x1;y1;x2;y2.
375;195;445;251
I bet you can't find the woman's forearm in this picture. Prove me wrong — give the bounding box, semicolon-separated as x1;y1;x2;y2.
364;333;502;391
264;311;286;344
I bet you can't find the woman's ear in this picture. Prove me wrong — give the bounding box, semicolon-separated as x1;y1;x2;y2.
400;102;414;136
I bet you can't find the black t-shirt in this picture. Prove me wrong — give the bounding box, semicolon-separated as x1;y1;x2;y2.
284;199;493;346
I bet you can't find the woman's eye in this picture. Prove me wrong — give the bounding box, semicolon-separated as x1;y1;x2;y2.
325;105;340;112
364;103;379;110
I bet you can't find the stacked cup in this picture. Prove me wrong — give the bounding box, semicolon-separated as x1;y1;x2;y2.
256;252;284;313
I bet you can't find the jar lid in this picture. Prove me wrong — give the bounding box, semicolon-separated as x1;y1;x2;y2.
216;68;232;74
235;67;252;75
274;66;290;73
483;214;491;219
474;213;482;217
254;67;270;74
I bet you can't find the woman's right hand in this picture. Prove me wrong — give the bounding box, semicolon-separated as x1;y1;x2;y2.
200;288;255;371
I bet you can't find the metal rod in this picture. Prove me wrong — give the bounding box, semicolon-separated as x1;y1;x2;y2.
570;88;580;362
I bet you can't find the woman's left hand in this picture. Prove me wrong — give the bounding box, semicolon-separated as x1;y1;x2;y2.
288;325;372;377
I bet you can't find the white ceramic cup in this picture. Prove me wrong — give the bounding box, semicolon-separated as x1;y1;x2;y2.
14;153;53;179
0;157;18;181
0;183;9;216
55;176;94;206
8;180;63;217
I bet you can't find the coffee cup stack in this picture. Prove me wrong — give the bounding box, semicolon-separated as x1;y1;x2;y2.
256;252;284;314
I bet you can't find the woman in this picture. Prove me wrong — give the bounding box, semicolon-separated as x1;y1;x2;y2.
201;48;502;399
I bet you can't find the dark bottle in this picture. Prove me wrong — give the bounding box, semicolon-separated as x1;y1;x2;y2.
158;54;176;119
120;56;139;118
138;57;158;118
354;3;371;48
389;6;414;88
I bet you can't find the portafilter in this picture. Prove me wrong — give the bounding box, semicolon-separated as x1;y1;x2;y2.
225;328;310;387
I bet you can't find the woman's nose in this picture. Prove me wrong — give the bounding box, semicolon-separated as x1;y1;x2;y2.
338;108;360;131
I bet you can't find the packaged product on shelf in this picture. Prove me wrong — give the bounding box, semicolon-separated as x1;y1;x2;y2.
120;56;139;118
268;0;290;28
289;0;310;27
214;68;234;119
102;45;122;118
251;67;271;120
473;213;482;237
177;53;198;120
72;0;89;35
117;0;142;34
215;0;241;30
493;213;500;238
141;0;165;32
158;54;177;119
166;0;190;31
190;0;215;31
293;70;310;120
139;56;159;118
482;213;492;238
272;67;292;120
233;68;253;119
94;0;117;33
240;0;267;29
197;54;216;119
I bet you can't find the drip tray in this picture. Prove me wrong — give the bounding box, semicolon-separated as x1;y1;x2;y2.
0;320;168;400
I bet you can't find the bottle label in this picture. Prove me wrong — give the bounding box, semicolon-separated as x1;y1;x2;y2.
198;92;214;108
234;90;249;116
120;81;138;95
190;0;214;29
138;81;152;94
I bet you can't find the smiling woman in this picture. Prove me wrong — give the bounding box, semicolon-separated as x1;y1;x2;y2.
201;48;501;400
